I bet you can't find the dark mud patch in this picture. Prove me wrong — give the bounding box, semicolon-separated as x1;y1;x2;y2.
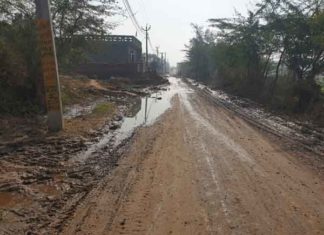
187;79;324;156
0;114;133;234
0;79;174;234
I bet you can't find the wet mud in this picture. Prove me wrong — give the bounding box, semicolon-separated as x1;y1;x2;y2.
62;78;324;235
1;77;324;234
0;83;173;234
187;79;324;157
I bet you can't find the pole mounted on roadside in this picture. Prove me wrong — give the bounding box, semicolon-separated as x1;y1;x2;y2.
156;46;159;58
142;24;151;72
161;52;164;74
156;46;160;73
164;52;167;74
35;0;64;132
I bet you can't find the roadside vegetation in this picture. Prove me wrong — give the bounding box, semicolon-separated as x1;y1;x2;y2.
318;76;324;93
0;0;119;115
92;102;115;115
179;0;324;125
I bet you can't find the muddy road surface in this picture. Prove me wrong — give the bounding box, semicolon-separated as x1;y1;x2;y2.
61;78;324;235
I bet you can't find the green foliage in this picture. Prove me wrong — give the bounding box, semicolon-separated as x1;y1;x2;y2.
0;10;41;115
92;102;114;115
182;0;324;115
50;0;120;68
318;77;324;93
185;25;216;83
0;0;119;115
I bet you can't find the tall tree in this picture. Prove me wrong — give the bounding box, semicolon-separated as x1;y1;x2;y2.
50;0;120;67
183;0;324;113
0;0;120;113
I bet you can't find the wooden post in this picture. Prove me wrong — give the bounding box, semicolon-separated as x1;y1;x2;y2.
35;0;64;132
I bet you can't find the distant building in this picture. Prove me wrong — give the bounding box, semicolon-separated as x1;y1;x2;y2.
87;35;142;64
77;35;143;78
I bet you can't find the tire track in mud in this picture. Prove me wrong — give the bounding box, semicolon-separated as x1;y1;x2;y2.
61;123;162;235
63;96;209;235
179;81;324;234
179;89;258;234
197;87;324;158
57;78;324;235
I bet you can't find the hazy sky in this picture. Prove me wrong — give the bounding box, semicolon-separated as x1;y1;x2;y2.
113;0;254;66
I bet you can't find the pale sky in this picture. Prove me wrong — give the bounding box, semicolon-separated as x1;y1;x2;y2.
112;0;254;66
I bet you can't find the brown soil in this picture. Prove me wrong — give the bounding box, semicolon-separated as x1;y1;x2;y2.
0;75;132;144
0;75;141;234
61;80;324;235
1;78;323;234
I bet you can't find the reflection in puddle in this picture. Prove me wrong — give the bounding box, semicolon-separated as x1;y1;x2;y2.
72;77;184;163
116;77;184;142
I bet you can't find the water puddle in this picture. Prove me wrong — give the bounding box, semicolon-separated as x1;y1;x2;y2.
116;77;188;139
72;77;183;163
116;78;179;139
64;102;101;119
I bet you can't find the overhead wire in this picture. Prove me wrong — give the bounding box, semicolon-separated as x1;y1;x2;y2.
122;0;155;53
122;0;144;35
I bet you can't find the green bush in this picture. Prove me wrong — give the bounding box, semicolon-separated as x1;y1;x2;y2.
0;19;42;115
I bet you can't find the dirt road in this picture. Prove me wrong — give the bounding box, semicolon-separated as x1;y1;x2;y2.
62;78;324;235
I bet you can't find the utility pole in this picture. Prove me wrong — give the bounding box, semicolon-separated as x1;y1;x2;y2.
161;52;164;74
164;52;167;74
156;46;160;73
156;46;159;58
142;24;151;72
35;0;64;132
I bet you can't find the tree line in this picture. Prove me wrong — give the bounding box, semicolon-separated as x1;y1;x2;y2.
0;0;119;114
179;0;324;119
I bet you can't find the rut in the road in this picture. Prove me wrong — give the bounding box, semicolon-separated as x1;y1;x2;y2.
61;78;324;235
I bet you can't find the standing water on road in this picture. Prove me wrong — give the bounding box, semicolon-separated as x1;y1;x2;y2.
116;77;184;142
73;77;184;163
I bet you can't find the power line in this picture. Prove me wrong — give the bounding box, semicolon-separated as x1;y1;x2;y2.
122;0;155;53
135;0;149;22
122;0;144;35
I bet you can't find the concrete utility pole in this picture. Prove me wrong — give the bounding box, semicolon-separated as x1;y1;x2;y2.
161;52;164;74
156;46;160;73
142;24;151;72
156;46;160;58
164;52;167;74
35;0;64;132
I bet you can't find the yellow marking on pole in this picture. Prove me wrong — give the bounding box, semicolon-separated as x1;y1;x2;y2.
36;19;61;113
